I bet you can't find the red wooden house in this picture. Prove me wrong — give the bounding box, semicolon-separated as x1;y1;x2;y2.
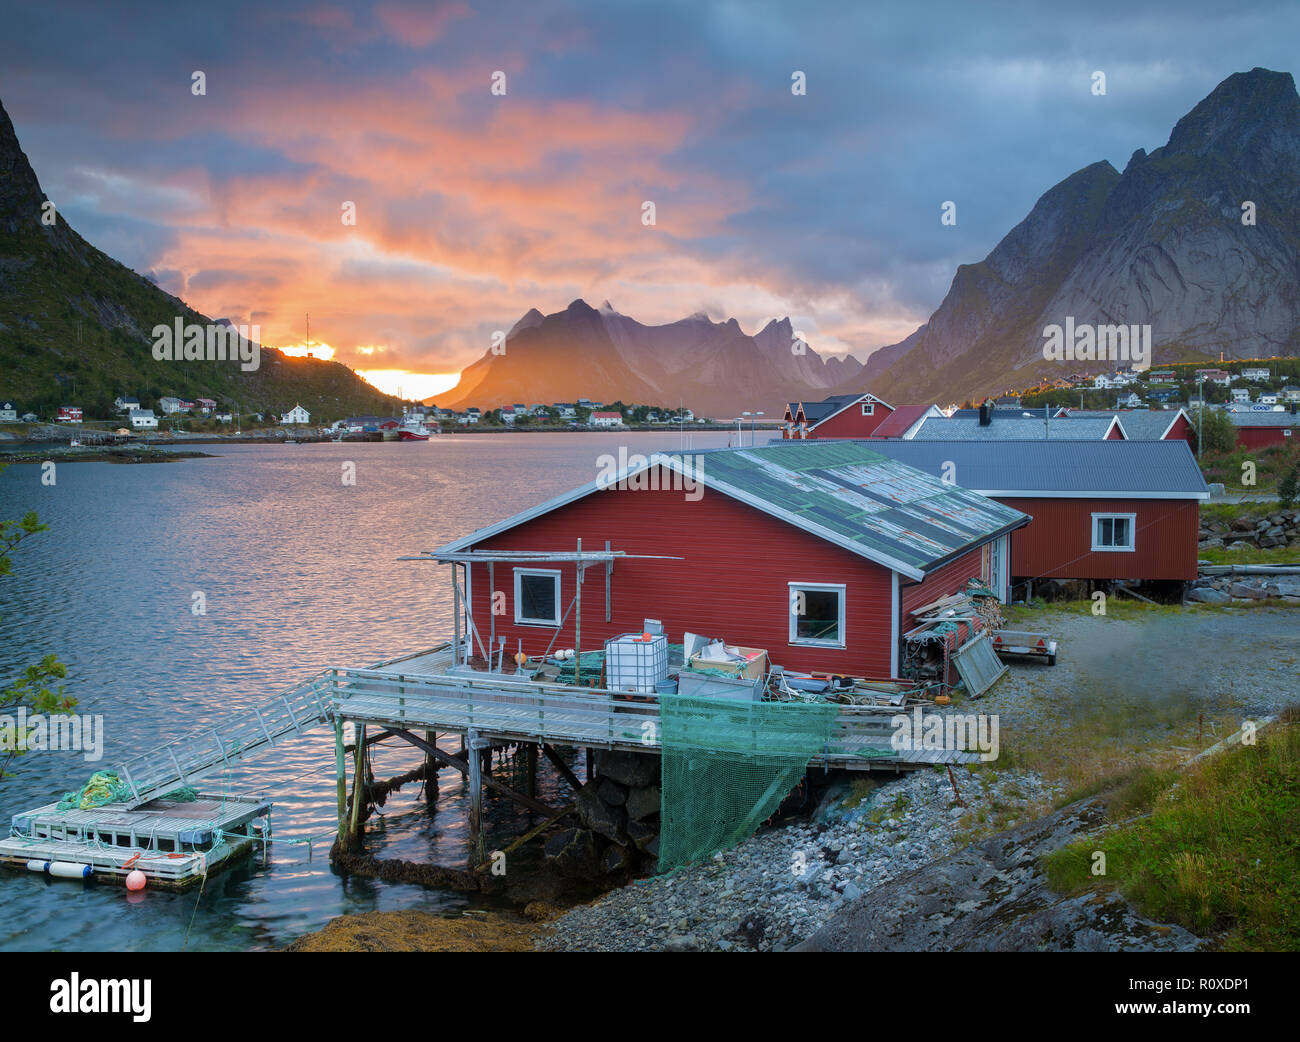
55;406;83;423
866;440;1209;584
1228;411;1299;449
782;393;895;440
435;443;1027;679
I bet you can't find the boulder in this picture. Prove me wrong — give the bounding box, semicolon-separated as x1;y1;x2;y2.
600;844;632;874
1189;586;1230;604
542;828;601;879
595;750;660;788
595;777;628;806
1228;582;1265;599
576;784;628;844
626;817;659;851
625;784;661;821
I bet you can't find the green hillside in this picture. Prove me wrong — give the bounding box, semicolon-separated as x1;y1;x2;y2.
0;98;401;423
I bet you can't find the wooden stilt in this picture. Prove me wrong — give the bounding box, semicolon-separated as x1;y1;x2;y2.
424;730;438;802
388;729;562;817
467;729;486;866
334;716;347;845
347;724;366;850
540;743;582;792
522;743;538;799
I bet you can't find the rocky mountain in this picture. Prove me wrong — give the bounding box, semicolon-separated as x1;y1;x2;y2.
840;67;1300;405
436;299;859;418
0;97;401;420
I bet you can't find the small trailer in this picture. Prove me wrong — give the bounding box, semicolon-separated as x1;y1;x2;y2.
991;629;1058;666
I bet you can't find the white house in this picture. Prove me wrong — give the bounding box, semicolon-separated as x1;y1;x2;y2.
501;406;517;425
114;395;140;413
589;410;623;428
1093;374;1120;390
1117;392;1142;409
280;404;311;425
553;403;576;419
215;411;234;423
465;408;481;424
129;408;158;429
1283;386;1300;402
1242;367;1270;382
1230;387;1252;403
1258;392;1279;406
0;401;17;422
158;397;185;415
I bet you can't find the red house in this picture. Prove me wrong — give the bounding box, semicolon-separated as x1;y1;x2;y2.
782;393;895;440
435;443;1027;678
55;406;83;424
1228;411;1299;449
865;440;1210;584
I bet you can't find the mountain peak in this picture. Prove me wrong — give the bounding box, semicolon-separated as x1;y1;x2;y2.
566;298;597;315
1165;67;1300;159
0;97;49;232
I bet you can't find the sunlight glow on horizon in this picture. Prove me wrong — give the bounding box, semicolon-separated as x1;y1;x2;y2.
278;341;337;361
357;369;460;401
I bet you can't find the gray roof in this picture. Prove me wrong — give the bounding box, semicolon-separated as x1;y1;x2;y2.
1227;411;1300;426
859;440;1209;499
438;441;1028;580
1056;409;1187;440
913;415;1119;441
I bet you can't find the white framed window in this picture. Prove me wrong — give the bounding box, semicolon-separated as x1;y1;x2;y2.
1091;513;1136;552
788;582;846;647
860;402;875;416
514;568;561;625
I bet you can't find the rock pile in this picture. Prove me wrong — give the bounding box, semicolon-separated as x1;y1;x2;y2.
543;750;661;882
1198;508;1300;552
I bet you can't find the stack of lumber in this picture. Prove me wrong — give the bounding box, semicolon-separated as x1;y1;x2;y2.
908;579;1006;631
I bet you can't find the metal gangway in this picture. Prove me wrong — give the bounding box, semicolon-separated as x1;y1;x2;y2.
114;673;335;808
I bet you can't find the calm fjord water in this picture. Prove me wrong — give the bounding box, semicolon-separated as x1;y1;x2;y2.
0;432;730;951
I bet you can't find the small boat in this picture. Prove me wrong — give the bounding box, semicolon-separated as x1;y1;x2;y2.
397;415;437;440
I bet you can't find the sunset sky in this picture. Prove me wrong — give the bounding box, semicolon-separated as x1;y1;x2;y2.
2;0;1297;399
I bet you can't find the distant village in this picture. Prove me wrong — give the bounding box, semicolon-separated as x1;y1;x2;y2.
2;358;1297;449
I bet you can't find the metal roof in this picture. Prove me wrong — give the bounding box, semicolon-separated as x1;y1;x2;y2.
913;415;1122;441
1056;409;1189;440
1226;411;1300;426
859;439;1210;499
436;441;1028;581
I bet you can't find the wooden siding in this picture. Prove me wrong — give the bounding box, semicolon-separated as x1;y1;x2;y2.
997;496;1200;581
467;478;899;676
1165;412;1196;448
1235;425;1297;450
812;401;891;439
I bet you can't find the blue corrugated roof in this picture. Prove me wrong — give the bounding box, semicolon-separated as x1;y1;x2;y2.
859;440;1209;498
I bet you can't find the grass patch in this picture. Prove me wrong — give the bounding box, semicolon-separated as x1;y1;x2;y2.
1200;501;1285;525
1043;717;1300;950
1198;545;1300;566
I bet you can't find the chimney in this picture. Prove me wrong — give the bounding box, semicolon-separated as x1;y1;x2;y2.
979;402;992;426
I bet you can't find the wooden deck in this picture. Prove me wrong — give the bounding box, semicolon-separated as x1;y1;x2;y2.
327;645;979;769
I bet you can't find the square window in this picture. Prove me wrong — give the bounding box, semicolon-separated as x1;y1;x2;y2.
789;583;846;646
861;403;874;416
515;569;560;625
1092;513;1135;552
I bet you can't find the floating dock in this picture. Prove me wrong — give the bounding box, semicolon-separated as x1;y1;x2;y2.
1;793;271;889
